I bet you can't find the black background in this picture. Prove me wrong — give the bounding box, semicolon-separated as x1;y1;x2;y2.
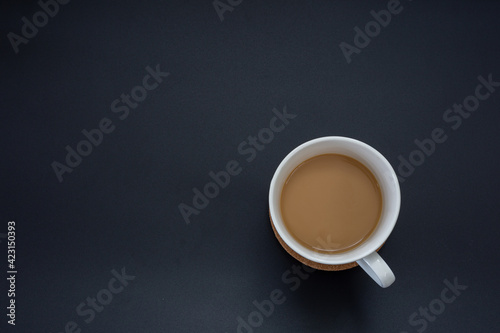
1;0;500;332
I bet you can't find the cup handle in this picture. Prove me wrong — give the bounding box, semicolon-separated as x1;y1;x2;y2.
356;252;395;288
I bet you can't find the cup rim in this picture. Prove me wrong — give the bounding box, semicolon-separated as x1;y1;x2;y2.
268;136;401;265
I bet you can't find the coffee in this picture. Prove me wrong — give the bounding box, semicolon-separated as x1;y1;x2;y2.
280;154;382;253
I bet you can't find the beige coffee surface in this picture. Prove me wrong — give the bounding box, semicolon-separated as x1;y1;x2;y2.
269;213;384;271
280;154;382;254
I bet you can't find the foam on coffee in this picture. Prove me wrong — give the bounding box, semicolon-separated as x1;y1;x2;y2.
280;154;382;253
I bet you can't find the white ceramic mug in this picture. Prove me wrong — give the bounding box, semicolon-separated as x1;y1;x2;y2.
269;136;401;288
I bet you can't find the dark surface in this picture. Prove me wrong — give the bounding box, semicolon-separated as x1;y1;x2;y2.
1;0;500;332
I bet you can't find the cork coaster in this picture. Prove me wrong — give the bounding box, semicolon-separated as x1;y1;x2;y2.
270;214;383;271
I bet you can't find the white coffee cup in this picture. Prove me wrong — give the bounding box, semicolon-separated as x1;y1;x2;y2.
269;136;401;288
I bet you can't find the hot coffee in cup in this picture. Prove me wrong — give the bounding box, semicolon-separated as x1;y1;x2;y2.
269;137;401;287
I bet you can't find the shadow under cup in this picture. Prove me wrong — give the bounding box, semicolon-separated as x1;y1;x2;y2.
269;137;401;266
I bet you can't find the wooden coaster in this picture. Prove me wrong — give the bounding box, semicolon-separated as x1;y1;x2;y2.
270;214;383;271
